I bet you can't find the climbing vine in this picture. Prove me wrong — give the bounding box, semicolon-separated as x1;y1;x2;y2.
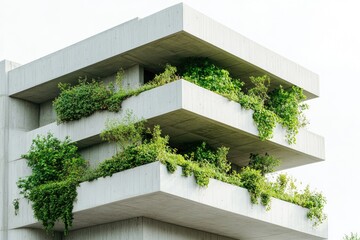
17;133;87;235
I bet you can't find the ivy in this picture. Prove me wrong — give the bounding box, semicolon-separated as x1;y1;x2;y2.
252;108;278;140
179;58;308;144
17;133;87;235
267;86;308;144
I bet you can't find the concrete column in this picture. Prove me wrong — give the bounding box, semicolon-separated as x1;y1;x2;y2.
0;60;21;240
1;60;46;240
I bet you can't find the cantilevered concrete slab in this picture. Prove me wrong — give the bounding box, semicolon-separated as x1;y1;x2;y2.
10;162;327;240
8;3;319;103
19;80;324;170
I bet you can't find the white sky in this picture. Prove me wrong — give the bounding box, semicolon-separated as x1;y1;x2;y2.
1;0;360;239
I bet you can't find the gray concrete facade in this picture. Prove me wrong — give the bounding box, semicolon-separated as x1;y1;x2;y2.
0;4;327;240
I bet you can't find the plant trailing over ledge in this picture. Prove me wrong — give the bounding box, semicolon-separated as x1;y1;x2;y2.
17;133;87;235
266;85;308;144
83;118;326;226
179;57;308;144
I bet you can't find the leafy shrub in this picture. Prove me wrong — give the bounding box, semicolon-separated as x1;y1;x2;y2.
100;112;145;151
54;65;180;124
179;57;243;101
18;133;87;235
248;153;280;176
240;167;265;204
243;75;271;108
344;233;360;240
53;79;114;123
267;86;308;144
151;64;179;86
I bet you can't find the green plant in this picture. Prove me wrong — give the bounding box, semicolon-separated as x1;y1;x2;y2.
240;167;265;204
267;86;308;144
179;58;307;143
344;233;360;240
246;75;271;107
13;198;19;216
179;57;243;101
53;65;180;124
252;108;278;140
17;133;87;235
53;78;115;123
151;64;179;86
248;153;280;176
100;112;144;151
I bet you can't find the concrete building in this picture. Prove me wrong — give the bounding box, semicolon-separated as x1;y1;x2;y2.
1;3;327;240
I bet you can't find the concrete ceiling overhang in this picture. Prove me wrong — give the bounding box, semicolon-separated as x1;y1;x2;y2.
8;4;319;103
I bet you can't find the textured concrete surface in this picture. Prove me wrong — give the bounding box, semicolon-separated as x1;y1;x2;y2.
11;162;327;240
0;60;21;240
65;217;235;240
8;3;319;103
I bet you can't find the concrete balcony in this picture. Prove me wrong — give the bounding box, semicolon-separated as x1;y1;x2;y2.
8;3;319;103
20;80;324;170
10;162;327;240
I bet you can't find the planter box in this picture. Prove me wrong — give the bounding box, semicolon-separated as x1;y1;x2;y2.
10;162;327;240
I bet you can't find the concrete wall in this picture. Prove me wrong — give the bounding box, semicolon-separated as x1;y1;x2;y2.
39;100;56;127
79;142;117;167
64;217;235;240
0;60;21;240
8;229;62;240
